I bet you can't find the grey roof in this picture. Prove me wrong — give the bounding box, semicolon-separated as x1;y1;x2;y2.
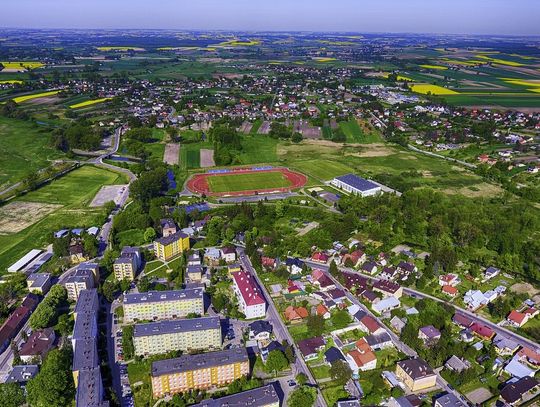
76;367;105;407
444;355;470;372
65;268;94;285
336;401;360;407
155;230;188;246
152;348;248;377
134;317;220;338
335;174;379;192
27;273;51;289
77;262;99;272
74;289;99;315
397;358;435;380
4;365;39;383
73;310;97;341
72;338;99;371
124;288;203;305
192;383;280;407
365;332;392;347
187;264;203;274
249;320;273;336
434;393;467;407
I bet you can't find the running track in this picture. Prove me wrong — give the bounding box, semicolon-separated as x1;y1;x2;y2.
186;167;307;197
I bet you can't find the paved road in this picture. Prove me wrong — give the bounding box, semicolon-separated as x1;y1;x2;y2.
237;249;328;407
407;144;477;169
303;260;466;402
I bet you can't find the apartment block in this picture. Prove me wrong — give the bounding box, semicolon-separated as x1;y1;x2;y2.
151;348;249;397
114;246;141;281
133;317;221;356
231;270;266;319
64;268;95;301
153;231;190;261
123;288;204;323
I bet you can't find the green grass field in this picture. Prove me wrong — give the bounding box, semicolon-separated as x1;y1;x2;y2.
0;117;63;188
0;165;127;272
207;171;292;193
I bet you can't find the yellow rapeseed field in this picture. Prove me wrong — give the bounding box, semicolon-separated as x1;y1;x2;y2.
96;46;145;51
0;80;23;84
475;55;525;67
313;57;337;62
420;64;448;70
411;84;459;95
1;61;44;70
13;90;59;103
69;97;112;109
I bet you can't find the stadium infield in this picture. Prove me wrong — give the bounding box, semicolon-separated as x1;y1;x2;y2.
186;167;307;197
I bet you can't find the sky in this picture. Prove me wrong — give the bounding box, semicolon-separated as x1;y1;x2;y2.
1;0;539;36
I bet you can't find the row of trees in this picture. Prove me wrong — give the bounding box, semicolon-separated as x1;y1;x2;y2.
29;285;67;330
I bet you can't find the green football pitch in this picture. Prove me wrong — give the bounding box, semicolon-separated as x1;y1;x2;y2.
207;171;292;193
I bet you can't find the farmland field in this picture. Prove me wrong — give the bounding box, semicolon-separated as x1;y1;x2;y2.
69;97;112;109
411;84;459;95
0;117;63;188
0;165;127;272
12;90;59;103
207;171;292;193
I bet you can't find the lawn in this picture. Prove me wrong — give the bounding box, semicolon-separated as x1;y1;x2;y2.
321;384;349;406
0;165;127;272
116;228;146;247
0;116;63;188
291;159;352;181
207;171;291;193
238;136;279;164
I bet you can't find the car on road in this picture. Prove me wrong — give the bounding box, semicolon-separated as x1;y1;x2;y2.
287;380;297;387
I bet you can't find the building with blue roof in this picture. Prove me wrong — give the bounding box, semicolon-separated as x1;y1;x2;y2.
331;174;382;197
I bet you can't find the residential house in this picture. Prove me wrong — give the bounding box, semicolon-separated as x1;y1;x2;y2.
160;218;177;237
204;248;221;266
442;285;458;298
19;328;56;363
484;266;501;281
395;358;437;392
505;357;536;379
418;325;441;346
500;376;540;406
390;316;406;333
4;365;39;387
297;337;325;360
361;261;377;275
261;257;276;269
316;304;331;319
324;346;346;365
373;280;402;299
493;334;520;356
284;306;308;323
444;355;471;373
220;247;237;263
452;314;473;329
517;346;540;367
341;250;366;268
249;320;273;342
438;274;460;287
470;322;495;340
397;261;417;278
312;269;335;291
186;265;203;282
312;252;330;264
347;347;377;373
372;296;400;315
379;266;397;281
26;273;52;294
434;393;467;407
358;315;384;335
342;273;368;291
365;332;393;350
508;309;538;327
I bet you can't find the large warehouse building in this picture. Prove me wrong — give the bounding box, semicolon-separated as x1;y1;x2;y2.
331;173;382;197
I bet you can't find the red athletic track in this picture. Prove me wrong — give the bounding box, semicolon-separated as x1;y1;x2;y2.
186;167;308;197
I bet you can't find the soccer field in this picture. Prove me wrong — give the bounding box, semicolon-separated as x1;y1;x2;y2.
207;171;292;193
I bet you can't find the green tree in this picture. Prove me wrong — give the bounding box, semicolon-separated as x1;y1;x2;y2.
329;360;352;385
29;285;67;329
122;325;135;360
144;227;157;242
307;314;325;336
331;309;351;329
26;347;75;407
288;385;316;407
264;350;289;375
55;313;74;337
296;372;308;385
0;382;26;407
291;132;303;143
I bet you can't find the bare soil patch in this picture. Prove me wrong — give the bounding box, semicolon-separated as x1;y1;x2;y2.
200;149;215;168
346;143;397;158
163;143;180;165
511;283;539;297
444;183;503;198
0;201;61;234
